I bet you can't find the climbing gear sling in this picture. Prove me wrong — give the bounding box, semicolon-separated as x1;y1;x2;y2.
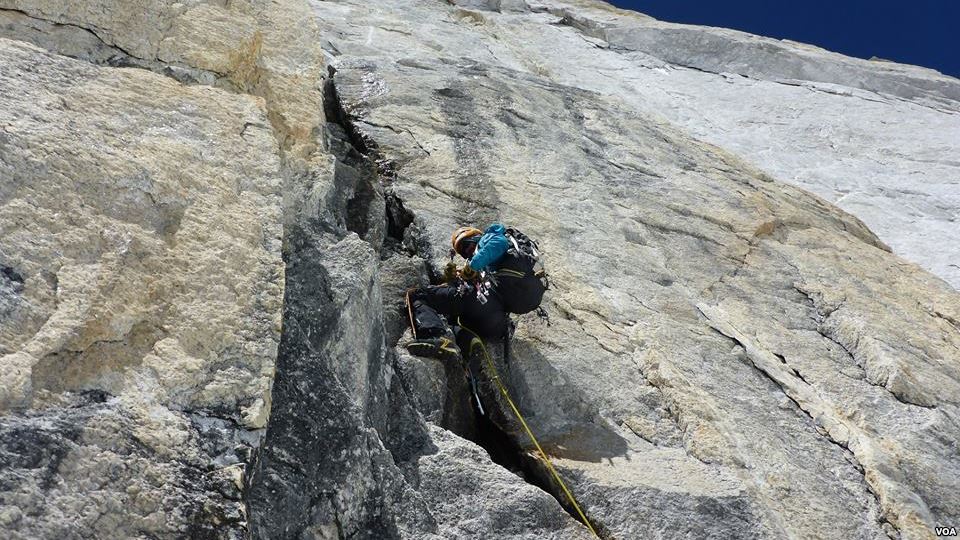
458;323;600;538
406;289;417;339
455;327;485;415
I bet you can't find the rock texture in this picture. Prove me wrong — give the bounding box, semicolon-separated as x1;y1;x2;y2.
0;35;284;537
0;0;304;536
1;0;958;539
1;1;590;537
311;0;960;538
319;0;960;290
243;75;588;539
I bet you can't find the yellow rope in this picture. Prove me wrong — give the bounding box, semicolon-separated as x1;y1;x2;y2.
459;324;600;538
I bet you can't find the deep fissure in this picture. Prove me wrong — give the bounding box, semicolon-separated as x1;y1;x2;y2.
467;380;609;538
323;71;603;536
324;66;373;157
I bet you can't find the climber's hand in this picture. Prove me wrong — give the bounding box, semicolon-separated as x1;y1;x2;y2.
460;265;478;280
442;262;458;283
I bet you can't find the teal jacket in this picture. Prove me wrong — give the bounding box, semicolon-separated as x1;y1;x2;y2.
468;223;509;272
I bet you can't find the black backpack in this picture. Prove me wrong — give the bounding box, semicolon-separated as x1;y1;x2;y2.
491;228;549;314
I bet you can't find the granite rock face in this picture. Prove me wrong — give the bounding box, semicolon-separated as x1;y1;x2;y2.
311;0;959;538
0;36;283;537
1;0;958;539
0;2;590;536
243;77;588;539
312;0;960;290
0;1;295;537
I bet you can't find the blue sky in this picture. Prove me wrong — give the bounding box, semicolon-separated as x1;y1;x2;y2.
607;1;959;79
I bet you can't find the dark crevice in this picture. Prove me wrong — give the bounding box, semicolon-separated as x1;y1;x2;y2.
324;66;373;157
322;71;602;537
464;371;608;538
345;174;377;239
448;340;608;537
1;265;25;285
772;351;810;385
385;193;414;246
470;399;528;474
323;74;388;247
323;73;412;256
324;68;420;261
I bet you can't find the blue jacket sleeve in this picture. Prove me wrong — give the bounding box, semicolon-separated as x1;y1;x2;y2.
468;223;509;271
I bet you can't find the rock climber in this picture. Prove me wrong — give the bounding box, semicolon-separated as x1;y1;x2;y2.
404;223;547;360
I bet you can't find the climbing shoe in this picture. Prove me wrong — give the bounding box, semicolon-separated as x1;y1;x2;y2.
406;335;461;362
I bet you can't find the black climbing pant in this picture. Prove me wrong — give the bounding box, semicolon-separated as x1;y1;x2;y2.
409;283;509;343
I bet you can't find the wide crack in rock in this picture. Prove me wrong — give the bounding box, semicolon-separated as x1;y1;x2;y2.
329;71;601;536
244;67;591;538
320;37;959;536
4;0;960;538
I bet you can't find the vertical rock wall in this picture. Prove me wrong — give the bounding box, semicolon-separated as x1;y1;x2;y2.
1;1;958;539
0;36;283;538
0;0;321;536
244;67;590;540
1;1;592;538
310;1;960;538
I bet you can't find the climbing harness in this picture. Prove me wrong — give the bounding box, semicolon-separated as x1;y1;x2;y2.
458;323;600;539
407;289;483;412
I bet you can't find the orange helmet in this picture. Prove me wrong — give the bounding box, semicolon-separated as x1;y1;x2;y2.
451;226;482;257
